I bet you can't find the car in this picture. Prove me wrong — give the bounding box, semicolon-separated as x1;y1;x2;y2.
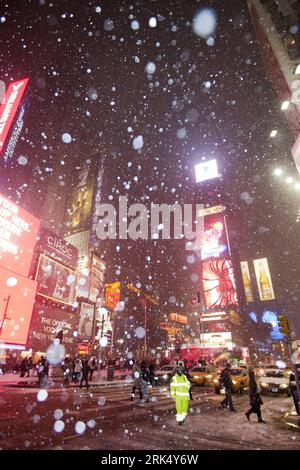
259;368;291;396
154;365;176;385
189;366;218;386
214;367;249;394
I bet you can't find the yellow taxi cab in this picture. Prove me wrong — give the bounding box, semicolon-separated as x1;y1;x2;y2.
189;365;218;386
214;367;249;394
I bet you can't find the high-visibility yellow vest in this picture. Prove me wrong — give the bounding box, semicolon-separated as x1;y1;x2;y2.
170;373;190;398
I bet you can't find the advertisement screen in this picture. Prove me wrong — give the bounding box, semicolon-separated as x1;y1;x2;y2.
105;282;121;310
0;78;29;155
89;254;105;303
202;321;228;334
27;303;78;353
195;159;219;183
0;192;40;276
200;213;229;260
253;258;275;301
35;254;78;306
240;261;254;302
0;266;37;345
202;258;238;309
77;269;90;299
78;302;95;340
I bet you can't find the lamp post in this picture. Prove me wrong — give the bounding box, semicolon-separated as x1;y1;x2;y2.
0;295;11;339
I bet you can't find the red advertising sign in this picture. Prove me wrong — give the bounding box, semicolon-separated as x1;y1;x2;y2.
105;282;121;310
202;258;238;309
0;192;40;277
0;78;29;154
0;266;37;345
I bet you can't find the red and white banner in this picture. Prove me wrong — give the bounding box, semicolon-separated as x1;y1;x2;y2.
0;78;29;154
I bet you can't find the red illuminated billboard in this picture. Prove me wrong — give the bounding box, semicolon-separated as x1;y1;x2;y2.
0;266;37;345
202;258;238;309
0;192;40;276
0;78;29;154
35;254;78;306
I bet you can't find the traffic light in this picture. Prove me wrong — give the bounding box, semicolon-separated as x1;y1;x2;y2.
278;315;290;336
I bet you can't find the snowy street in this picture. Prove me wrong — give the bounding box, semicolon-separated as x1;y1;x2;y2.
0;383;299;450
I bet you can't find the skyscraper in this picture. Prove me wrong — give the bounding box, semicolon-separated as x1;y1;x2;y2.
248;0;300;170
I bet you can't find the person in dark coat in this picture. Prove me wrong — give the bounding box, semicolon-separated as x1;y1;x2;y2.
80;359;90;389
220;363;236;411
248;368;258;403
245;392;266;423
20;358;27;378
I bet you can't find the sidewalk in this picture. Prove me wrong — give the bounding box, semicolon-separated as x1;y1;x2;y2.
283;408;300;430
0;370;133;389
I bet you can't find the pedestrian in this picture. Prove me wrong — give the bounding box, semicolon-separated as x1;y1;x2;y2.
183;360;194;400
170;361;191;425
130;361;143;401
148;360;156;387
62;357;71;388
140;363;150;403
37;356;46;385
88;356;96;381
248;367;259;402
80;359;90;389
245;392;266;423
20;358;27;378
74;357;82;384
220;363;236;412
27;357;33;377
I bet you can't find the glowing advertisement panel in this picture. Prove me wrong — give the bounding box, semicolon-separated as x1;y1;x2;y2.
105;282;121;310
200;331;233;350
0;266;37;345
35;254;78;306
202;258;238;309
195;159;219;183
253;258;275;301
240;261;254;302
0;192;40;276
200;212;229;260
89;254;105;303
0;78;29;154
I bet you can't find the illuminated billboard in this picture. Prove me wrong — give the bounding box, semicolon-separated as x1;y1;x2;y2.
78;302;95;340
27;303;78;353
77;268;90;299
35;254;78;306
36;228;78;268
0;78;29;155
200;331;233;350
200;212;229;260
195;159;219;183
0;266;37;345
0;192;40;277
202;258;238;309
105;282;121;310
240;261;254;302
253;258;275;301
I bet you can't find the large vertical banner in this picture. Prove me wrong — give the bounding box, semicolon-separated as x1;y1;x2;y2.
66;159;94;233
0;78;29;156
77;302;95;340
240;261;254;302
200;212;230;260
253;258;275;301
89;254;106;302
202;258;238;309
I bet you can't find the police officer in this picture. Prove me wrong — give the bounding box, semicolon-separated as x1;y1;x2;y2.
170;361;191;425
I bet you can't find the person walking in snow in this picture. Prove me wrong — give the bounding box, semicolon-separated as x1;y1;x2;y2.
220;363;236;411
245;392;266;423
170;361;191;425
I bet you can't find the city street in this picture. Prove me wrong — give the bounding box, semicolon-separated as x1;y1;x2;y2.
0;382;299;450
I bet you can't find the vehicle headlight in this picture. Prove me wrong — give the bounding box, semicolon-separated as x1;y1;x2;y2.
194;375;199;379
261;382;267;387
206;374;212;379
260;369;264;375
154;377;158;380
279;383;288;389
163;374;168;379
232;380;237;384
214;379;219;384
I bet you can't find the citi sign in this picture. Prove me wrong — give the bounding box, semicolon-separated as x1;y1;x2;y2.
0;78;29;154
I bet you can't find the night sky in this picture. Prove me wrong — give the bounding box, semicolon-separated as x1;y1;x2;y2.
1;0;300;332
